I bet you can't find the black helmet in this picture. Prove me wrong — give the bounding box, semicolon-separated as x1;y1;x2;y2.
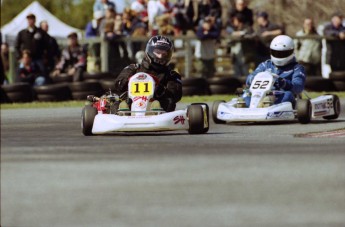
145;35;173;71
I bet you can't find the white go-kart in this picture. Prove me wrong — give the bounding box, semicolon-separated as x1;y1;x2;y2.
212;71;341;124
81;72;209;135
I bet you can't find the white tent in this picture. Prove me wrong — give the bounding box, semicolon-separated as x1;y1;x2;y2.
1;1;81;41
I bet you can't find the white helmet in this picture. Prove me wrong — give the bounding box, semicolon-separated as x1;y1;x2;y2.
270;35;295;66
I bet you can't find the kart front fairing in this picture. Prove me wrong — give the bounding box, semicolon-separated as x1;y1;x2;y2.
217;98;295;122
92;110;189;134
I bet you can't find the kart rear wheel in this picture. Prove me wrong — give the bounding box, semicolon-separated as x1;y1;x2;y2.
81;105;98;136
297;99;312;124
323;95;341;120
188;105;206;134
212;100;226;124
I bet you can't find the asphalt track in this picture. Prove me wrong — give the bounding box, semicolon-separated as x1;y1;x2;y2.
1;101;345;227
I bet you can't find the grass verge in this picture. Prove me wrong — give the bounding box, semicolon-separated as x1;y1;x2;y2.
1;92;345;109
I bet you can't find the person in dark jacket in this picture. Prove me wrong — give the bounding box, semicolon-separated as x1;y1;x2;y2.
40;21;61;76
229;0;253;27
114;35;182;112
52;32;86;82
15;13;48;76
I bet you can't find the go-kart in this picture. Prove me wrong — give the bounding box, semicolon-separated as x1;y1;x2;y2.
212;71;341;124
81;72;209;135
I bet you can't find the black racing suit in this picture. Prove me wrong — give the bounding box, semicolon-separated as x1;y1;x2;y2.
114;58;182;112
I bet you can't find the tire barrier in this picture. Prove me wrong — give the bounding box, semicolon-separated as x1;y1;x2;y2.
329;71;345;81
207;77;242;94
51;73;73;84
34;84;72;101
1;75;343;103
100;79;116;92
69;81;103;100
333;81;345;91
1;82;33;103
83;72;114;81
182;77;209;96
304;77;336;92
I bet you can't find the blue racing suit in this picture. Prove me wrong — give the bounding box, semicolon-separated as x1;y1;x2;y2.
245;58;306;106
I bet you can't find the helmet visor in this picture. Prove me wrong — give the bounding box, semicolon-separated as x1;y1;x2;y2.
270;49;294;58
152;48;170;65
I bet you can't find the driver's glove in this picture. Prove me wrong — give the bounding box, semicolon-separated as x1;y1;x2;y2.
274;77;287;89
154;84;166;99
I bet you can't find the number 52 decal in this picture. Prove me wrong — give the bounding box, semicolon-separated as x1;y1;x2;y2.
252;80;269;89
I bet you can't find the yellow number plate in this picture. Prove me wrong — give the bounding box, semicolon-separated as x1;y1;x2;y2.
130;82;153;96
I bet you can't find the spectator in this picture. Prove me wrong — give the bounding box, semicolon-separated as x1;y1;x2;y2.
1;42;10;83
195;15;221;78
15;13;48;77
148;0;174;34
323;13;345;71
114;14;123;35
103;17;130;75
255;11;284;64
52;32;86;82
85;11;105;38
295;18;321;75
156;14;175;36
323;13;345;39
171;0;195;35
229;0;253;27
131;0;149;25
121;8;140;36
195;0;222;27
93;0;116;15
40;20;61;77
0;33;6;85
227;13;255;77
99;7;117;35
16;49;45;86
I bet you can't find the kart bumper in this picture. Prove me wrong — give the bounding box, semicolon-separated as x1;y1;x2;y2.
217;102;295;122
92;110;189;134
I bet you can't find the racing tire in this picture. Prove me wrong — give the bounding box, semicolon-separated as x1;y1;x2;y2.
296;99;312;124
323;95;341;120
212;100;226;124
191;103;209;133
188;105;206;134
81;105;98;136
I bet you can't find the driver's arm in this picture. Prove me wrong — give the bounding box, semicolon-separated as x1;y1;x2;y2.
287;65;306;94
246;62;267;87
114;64;137;95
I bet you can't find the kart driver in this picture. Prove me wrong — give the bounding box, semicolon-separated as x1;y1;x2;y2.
245;35;306;107
114;35;182;112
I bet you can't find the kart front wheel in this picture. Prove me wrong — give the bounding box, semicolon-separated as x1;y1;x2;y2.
296;99;312;124
212;100;226;124
188;105;207;134
81;105;98;135
323;95;341;120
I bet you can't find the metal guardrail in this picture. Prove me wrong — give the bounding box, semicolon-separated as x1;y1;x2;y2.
5;35;345;83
